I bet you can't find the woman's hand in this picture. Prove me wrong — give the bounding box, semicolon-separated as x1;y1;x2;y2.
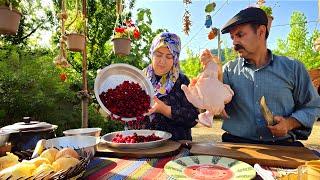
148;96;172;118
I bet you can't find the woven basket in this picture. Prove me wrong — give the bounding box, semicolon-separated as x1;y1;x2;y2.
0;148;91;180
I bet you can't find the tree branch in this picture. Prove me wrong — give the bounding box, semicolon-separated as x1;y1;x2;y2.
20;21;46;41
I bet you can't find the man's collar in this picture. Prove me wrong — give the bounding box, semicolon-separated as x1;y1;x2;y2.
241;49;274;67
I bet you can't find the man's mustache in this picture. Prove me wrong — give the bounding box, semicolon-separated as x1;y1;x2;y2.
234;44;245;51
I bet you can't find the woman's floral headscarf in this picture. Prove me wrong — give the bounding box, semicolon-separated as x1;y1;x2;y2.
145;32;181;98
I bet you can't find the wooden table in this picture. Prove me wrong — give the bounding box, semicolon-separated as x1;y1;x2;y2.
83;144;320;180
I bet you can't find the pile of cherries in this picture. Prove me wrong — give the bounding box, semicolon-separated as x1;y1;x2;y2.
111;132;162;143
99;81;150;121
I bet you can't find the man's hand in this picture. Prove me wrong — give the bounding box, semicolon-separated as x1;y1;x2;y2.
200;49;221;67
200;49;222;81
148;96;172;118
267;116;302;137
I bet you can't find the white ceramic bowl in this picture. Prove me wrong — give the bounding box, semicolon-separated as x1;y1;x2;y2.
63;128;101;137
45;136;100;157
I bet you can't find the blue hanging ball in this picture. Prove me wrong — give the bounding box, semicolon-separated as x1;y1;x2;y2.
205;15;212;28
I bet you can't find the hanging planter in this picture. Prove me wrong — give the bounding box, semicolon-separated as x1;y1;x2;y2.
112;20;140;56
112;37;131;56
0;5;21;35
66;33;85;52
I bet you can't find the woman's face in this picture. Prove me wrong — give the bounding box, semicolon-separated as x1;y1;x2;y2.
152;47;174;76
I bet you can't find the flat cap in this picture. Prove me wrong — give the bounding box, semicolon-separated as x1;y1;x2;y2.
221;7;268;34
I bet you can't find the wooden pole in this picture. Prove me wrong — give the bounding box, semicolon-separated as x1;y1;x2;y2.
81;0;88;128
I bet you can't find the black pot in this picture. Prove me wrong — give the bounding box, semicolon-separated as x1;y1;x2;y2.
1;117;58;151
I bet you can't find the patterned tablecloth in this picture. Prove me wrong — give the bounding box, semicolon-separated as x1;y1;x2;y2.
83;148;320;180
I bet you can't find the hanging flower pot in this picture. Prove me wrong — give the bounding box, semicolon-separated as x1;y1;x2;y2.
267;15;273;32
112;37;131;56
112;19;140;56
66;33;85;52
0;6;22;35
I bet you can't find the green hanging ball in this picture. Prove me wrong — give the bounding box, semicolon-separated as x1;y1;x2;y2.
205;2;216;13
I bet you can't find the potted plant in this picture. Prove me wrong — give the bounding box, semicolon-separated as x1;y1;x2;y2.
260;5;273;32
0;0;22;35
66;13;86;52
112;19;140;56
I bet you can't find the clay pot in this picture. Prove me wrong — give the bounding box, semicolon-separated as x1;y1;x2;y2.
112;38;131;56
66;33;85;52
0;6;22;35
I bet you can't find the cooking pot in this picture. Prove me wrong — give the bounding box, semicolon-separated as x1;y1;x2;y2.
1;117;57;151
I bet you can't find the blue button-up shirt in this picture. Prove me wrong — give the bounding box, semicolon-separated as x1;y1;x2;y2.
222;50;320;141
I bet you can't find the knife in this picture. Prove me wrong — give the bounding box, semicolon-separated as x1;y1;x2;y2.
260;96;276;126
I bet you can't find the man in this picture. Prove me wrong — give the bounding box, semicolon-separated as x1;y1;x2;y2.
182;7;320;146
216;7;320;146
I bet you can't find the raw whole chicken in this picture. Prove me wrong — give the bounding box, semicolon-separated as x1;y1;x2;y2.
181;49;234;127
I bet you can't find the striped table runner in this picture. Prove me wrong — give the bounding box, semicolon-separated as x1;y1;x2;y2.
83;148;190;180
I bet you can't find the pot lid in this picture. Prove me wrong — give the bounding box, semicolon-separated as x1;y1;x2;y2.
1;117;56;132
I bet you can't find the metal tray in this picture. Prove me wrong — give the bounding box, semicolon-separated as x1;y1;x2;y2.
94;63;154;121
100;130;172;149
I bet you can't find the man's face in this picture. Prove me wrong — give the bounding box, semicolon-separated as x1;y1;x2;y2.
229;24;262;59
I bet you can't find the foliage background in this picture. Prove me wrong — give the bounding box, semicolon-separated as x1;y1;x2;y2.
0;0;319;137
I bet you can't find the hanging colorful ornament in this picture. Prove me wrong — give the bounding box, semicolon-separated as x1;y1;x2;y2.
208;27;218;40
205;15;212;28
205;2;216;13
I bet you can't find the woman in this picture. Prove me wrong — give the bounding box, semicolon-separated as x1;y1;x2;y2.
145;32;199;141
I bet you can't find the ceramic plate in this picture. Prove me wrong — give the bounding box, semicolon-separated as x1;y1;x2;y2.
164;155;256;180
100;129;172;149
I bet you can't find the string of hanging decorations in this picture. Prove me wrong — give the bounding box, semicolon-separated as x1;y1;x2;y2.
54;0;69;68
204;1;218;40
183;0;192;35
54;0;89;127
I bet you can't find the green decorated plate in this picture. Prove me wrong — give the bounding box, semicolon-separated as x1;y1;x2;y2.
164;155;256;180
